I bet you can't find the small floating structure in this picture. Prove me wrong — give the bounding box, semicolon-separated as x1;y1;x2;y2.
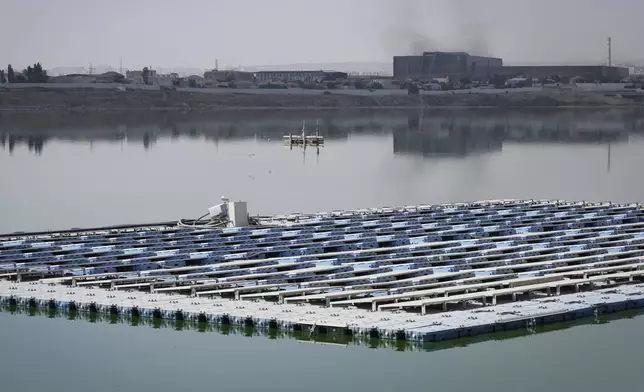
284;120;324;147
2;199;644;342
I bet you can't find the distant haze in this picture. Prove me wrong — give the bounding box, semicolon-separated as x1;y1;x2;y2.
3;0;644;72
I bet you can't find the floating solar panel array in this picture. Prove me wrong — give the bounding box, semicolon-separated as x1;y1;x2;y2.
0;199;643;299
2;200;644;341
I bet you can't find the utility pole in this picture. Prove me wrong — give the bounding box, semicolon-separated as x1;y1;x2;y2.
607;141;611;173
608;37;612;67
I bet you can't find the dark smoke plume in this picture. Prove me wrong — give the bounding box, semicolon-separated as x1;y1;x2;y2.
448;0;490;56
378;0;438;55
379;0;491;56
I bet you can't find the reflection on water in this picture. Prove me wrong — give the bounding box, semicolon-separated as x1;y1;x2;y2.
0;110;644;232
3;305;643;353
2;108;644;234
1;108;643;157
398;111;633;158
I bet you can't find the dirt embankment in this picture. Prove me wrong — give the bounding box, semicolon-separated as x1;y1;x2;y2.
0;87;637;112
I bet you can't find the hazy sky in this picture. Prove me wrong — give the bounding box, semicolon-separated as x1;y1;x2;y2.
3;0;643;69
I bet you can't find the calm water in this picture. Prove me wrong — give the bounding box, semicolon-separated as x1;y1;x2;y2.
1;108;644;391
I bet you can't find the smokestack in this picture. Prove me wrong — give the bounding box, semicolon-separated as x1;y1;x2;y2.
608;37;612;66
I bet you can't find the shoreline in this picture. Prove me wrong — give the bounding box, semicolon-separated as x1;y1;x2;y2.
0;87;640;113
3;104;644;113
1;103;642;138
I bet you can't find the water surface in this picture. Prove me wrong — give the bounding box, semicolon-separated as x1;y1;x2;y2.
2;108;643;232
1;108;644;391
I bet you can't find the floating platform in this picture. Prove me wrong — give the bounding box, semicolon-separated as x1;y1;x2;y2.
283;120;324;147
2;199;644;342
283;134;324;146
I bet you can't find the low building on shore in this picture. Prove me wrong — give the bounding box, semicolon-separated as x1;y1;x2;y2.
175;75;205;88
254;70;348;83
204;69;255;87
125;69;177;86
492;65;629;83
49;71;124;84
126;69;156;84
49;74;97;84
186;75;205;87
148;73;177;87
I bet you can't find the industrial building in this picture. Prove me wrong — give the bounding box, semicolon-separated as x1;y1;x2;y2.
203;69;255;83
493;65;629;82
393;51;503;81
393;50;629;83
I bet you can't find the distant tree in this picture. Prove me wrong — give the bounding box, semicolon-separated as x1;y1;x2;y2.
0;70;5;83
7;65;15;83
353;79;365;89
22;63;48;83
35;63;47;82
142;67;150;85
188;79;197;88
